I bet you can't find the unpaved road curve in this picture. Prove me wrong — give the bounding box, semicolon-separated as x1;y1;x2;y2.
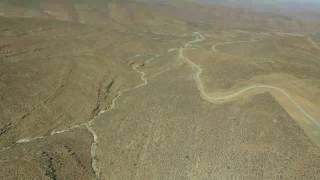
211;38;257;53
276;32;320;50
179;32;320;129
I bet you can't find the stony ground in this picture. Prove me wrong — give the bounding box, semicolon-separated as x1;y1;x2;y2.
0;0;320;179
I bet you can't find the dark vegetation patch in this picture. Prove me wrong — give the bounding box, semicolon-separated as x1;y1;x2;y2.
41;151;57;180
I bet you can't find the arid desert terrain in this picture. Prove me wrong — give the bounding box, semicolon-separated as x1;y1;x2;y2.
0;0;320;179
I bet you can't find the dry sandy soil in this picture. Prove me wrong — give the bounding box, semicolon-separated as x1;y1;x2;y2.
0;0;320;179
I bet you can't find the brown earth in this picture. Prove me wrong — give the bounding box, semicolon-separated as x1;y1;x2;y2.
0;0;320;179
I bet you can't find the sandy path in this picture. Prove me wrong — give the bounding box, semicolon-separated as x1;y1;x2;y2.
179;32;320;129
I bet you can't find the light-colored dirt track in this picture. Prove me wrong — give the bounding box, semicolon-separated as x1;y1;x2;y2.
211;39;257;53
179;32;320;129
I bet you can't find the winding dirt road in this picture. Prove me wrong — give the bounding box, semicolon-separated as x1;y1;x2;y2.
211;38;257;53
179;32;320;129
4;30;320;179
